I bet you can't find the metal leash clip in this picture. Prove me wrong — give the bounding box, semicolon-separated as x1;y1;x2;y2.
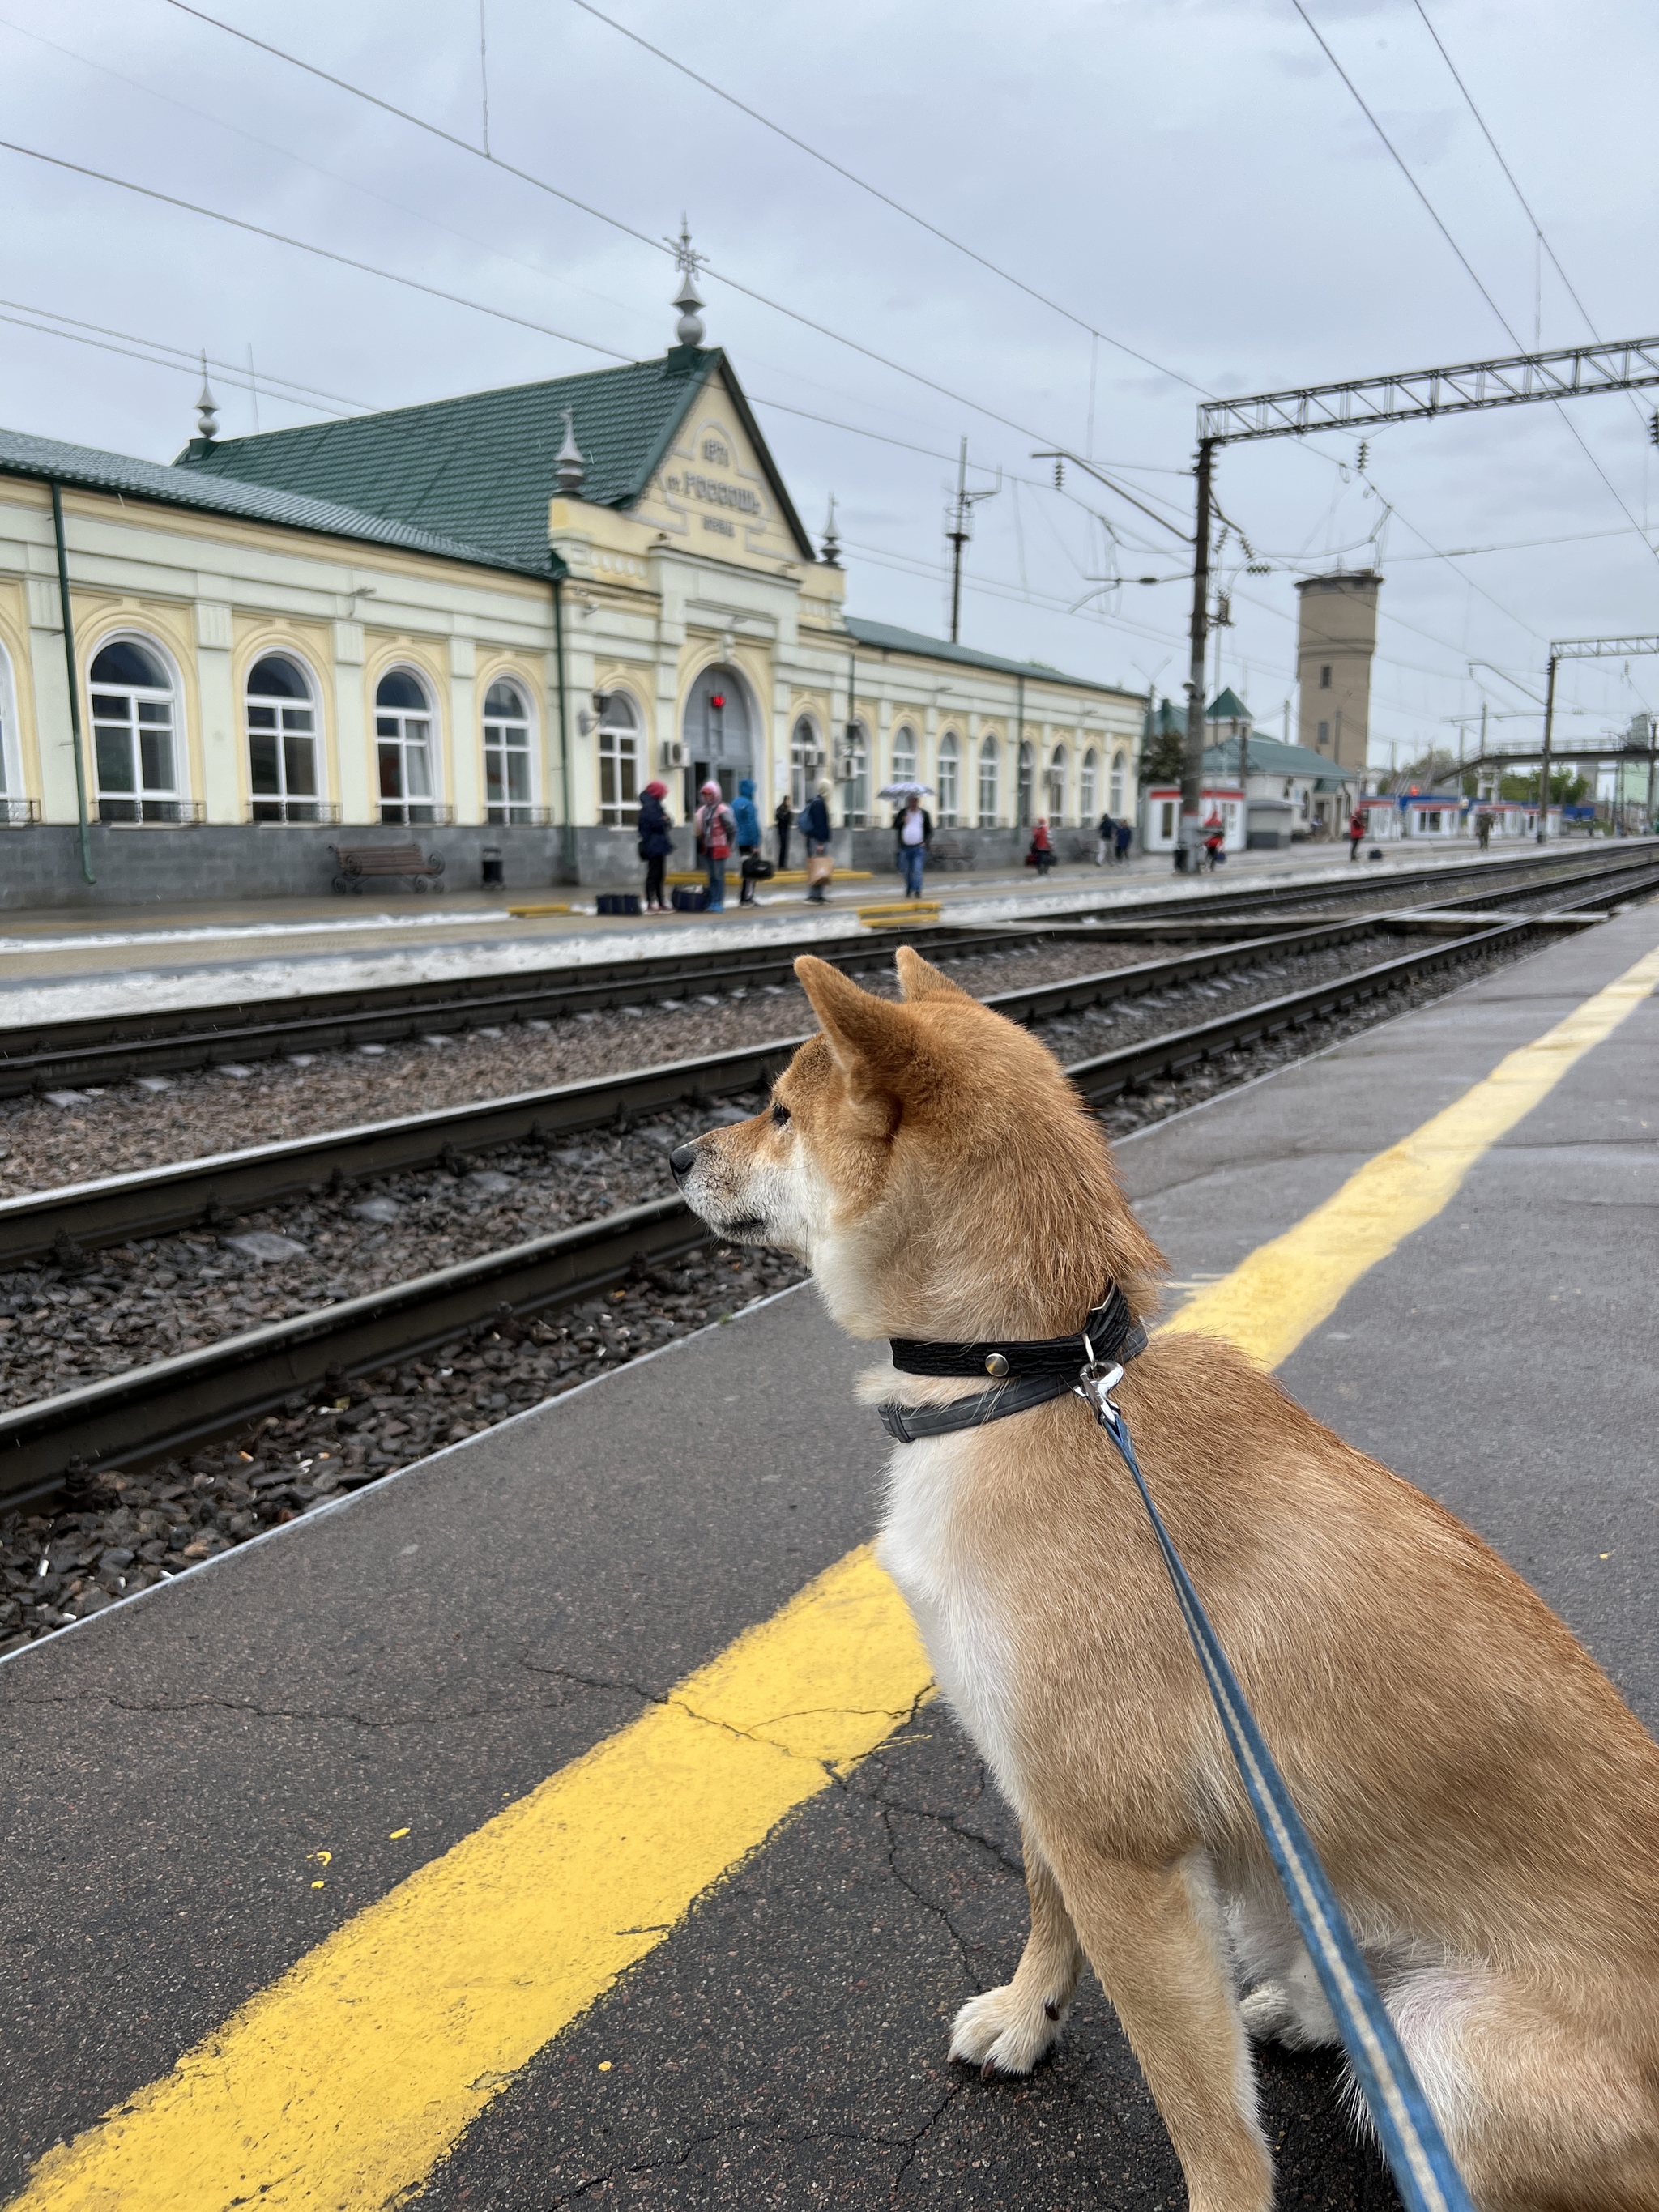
1075;1330;1124;1425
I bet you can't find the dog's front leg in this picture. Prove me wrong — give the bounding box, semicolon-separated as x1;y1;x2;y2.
949;1827;1083;2077
1047;1839;1272;2212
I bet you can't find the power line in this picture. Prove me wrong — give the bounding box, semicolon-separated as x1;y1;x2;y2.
1291;0;1657;565
568;0;1210;398
0;296;369;412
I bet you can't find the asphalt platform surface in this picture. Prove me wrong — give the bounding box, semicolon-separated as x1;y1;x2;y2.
2;901;1656;2210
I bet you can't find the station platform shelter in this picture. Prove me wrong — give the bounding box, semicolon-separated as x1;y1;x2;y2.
2;899;1656;2210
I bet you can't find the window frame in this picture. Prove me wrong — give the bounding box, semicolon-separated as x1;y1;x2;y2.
1080;747;1098;823
87;630;186;825
791;714;821;811
245;650;326;824
596;689;642;827
1047;744;1067;825
889;722;918;790
841;718;870;828
1109;748;1127;815
936;731;960;827
0;635;22;808
483;673;539;825
373;663;441;826
978;735;1000;829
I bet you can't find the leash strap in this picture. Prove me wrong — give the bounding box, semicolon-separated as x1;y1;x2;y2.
1076;1370;1475;2212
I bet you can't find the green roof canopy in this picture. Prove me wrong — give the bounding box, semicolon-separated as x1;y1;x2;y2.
174;347;814;569
844;616;1128;697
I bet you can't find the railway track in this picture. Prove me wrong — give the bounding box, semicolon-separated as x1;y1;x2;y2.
3;843;1652;1099
5;851;1656;1507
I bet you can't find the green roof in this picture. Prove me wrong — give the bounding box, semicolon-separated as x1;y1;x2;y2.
174;347;813;569
1201;731;1358;791
844;616;1132;698
0;425;523;573
1206;686;1251;721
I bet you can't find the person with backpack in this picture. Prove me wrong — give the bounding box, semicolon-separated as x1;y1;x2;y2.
1096;809;1115;866
636;779;674;913
733;777;763;906
800;779;833;903
693;780;736;912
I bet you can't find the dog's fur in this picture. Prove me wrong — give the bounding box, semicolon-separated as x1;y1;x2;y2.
670;947;1659;2211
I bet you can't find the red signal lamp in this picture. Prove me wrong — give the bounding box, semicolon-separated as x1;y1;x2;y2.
710;693;726;710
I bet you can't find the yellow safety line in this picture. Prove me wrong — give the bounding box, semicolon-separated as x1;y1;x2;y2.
11;932;1658;2212
1162;940;1659;1371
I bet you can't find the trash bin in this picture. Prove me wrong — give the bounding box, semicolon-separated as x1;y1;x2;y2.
481;845;504;889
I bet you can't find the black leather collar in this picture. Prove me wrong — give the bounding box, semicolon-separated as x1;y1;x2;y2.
881;1284;1147;1446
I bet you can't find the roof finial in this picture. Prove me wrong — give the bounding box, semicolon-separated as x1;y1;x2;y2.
821;493;841;568
195;352;219;444
555;407;586;497
667;216;706;348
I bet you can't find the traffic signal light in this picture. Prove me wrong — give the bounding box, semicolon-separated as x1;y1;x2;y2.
1650;411;1659;448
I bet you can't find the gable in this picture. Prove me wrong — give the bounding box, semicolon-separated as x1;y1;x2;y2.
626;366;812;568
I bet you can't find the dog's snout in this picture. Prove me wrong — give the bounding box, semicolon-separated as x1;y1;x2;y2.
668;1143;697;1178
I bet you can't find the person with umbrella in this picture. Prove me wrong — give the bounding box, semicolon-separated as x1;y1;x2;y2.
883;778;934;900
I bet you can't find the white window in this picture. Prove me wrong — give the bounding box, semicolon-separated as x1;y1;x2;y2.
1016;739;1034;825
890;722;917;787
1047;745;1067;823
375;667;439;825
1159;799;1175;842
0;639;27;823
937;731;960;826
791;715;821;809
841;719;869;827
90;637;184;823
1110;748;1127;814
484;677;537;824
1080;748;1098;823
979;735;1000;828
246;654;323;823
597;692;641;826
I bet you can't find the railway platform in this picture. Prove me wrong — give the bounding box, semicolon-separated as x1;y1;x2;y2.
1;898;1656;2210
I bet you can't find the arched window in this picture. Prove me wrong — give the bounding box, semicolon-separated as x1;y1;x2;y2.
1110;748;1128;814
90;637;183;823
683;665;752;811
246;654;322;823
484;678;535;825
791;714;821;810
1016;739;1034;826
841;719;869;828
1047;744;1067;823
1081;748;1098;823
978;735;1000;828
596;691;641;827
936;731;960;826
889;722;917;788
375;667;437;825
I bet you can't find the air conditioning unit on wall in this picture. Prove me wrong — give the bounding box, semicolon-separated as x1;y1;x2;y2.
660;739;689;769
831;759;856;781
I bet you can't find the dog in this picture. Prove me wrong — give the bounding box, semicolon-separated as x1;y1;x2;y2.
669;947;1659;2212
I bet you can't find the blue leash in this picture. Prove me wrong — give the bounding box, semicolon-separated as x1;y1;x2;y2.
1075;1362;1476;2212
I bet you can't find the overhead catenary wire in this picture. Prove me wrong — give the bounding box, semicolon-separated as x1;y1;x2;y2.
0;296;370;415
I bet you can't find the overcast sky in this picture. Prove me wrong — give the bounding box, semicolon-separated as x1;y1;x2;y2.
3;0;1656;769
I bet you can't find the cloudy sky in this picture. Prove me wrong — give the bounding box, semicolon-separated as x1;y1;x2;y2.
2;0;1656;769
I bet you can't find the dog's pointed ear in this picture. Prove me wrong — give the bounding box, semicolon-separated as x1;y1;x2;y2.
795;955;912;1084
894;945;970;1003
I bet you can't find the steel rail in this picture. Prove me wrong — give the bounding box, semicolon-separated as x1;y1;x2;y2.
2;845;1648;1097
3;862;1654;1504
0;914;1410;1266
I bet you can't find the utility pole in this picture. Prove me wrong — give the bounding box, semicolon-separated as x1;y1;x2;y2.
1538;649;1558;845
1179;440;1215;872
945;437;999;646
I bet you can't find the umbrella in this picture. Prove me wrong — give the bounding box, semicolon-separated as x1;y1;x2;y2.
876;780;934;799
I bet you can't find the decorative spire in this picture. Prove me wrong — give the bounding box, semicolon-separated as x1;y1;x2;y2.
555;407;586;497
195;354;219;444
821;494;841;568
668;216;706;347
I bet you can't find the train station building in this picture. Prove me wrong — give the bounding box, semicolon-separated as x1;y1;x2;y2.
0;289;1143;905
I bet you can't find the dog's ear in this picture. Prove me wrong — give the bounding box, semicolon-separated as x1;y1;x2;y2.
894;945;970;1003
795;955;914;1088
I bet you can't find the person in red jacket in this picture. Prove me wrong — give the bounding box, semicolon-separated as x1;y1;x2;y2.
1349;807;1367;861
1029;817;1055;875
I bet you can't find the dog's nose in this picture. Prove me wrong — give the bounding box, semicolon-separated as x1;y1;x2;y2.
668;1144;697;1178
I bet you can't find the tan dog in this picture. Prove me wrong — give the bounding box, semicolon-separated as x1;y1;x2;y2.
668;948;1659;2212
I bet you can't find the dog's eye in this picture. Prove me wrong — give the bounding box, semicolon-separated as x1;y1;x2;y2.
770;1101;791;1127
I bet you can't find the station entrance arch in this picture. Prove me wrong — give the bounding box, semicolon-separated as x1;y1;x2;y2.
682;665;753;813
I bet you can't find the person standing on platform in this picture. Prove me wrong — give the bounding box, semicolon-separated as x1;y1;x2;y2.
693;780;736;913
733;777;762;906
896;791;932;899
637;779;673;913
774;793;795;873
1203;812;1225;870
1477;809;1494;850
1115;816;1133;865
1030;816;1056;875
1096;809;1115;865
1349;806;1366;861
800;779;833;903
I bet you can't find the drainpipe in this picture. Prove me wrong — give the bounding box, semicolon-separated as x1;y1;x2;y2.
1016;672;1025;828
49;482;95;884
550;556;574;882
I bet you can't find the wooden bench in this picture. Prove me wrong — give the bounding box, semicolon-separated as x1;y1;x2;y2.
330;842;445;894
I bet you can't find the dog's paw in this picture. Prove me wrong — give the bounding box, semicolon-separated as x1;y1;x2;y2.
949;1984;1067;2078
1239;1975;1338;2051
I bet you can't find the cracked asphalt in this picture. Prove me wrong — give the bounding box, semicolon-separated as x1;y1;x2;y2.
2;904;1655;2210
